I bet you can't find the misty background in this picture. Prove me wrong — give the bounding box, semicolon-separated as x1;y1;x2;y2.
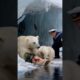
18;0;62;46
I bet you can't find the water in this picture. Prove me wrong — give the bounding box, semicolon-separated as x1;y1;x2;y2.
18;66;63;80
18;56;63;80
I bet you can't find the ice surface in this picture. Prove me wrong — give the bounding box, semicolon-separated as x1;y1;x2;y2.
18;55;62;80
18;55;62;72
18;55;38;72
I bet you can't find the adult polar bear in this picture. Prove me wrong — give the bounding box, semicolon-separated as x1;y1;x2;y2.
18;36;40;61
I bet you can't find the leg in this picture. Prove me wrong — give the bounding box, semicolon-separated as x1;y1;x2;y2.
52;44;60;58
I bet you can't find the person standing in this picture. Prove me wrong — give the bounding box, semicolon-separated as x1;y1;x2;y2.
49;29;63;58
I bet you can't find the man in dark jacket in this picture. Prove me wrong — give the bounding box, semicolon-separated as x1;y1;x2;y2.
49;29;63;58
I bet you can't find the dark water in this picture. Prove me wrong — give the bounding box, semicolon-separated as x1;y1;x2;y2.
18;66;63;80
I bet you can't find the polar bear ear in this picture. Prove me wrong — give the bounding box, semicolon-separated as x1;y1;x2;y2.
36;36;39;39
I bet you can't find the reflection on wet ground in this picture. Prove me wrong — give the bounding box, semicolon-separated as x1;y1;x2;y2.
18;56;63;80
18;66;63;80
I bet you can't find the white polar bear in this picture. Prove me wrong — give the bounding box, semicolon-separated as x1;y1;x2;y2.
38;46;55;62
18;36;40;61
32;46;55;66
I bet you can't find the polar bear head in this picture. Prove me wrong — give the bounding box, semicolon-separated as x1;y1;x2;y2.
26;36;40;49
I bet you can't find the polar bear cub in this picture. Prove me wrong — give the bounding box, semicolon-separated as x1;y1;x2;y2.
38;46;55;62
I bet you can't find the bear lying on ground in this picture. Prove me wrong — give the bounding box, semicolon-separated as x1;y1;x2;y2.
38;46;55;64
31;46;55;66
38;46;55;61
